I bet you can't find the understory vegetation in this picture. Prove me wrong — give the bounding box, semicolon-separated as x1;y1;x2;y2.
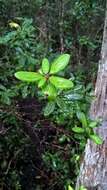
0;0;105;190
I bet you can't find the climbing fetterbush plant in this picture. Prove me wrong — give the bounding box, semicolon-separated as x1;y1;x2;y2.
15;53;103;145
15;54;74;99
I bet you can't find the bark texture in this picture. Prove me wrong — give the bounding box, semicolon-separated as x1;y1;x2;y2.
76;2;107;190
76;122;107;190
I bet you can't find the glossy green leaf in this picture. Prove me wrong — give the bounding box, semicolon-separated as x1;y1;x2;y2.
72;127;85;133
90;134;103;145
44;101;55;116
68;185;73;190
89;121;97;128
15;71;42;82
38;68;43;74
80;186;87;190
50;76;74;89
50;54;70;74
76;111;87;127
42;58;50;74
38;77;46;88
42;83;57;98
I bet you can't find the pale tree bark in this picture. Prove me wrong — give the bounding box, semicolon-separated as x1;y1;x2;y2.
76;1;107;190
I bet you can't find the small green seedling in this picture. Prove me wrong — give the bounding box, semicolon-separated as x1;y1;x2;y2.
72;111;103;145
15;54;74;99
67;185;87;190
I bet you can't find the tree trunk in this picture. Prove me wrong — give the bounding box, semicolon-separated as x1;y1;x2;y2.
76;2;107;190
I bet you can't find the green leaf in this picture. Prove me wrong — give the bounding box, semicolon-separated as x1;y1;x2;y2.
9;21;20;28
59;135;67;143
80;186;87;190
42;58;50;74
56;97;66;109
72;127;85;133
68;185;74;190
15;71;42;82
85;127;91;135
76;111;87;127
27;56;37;66
0;84;6;90
90;134;103;145
89;121;97;128
65;93;83;100
0;31;16;44
1;93;11;105
50;76;74;89
22;85;28;98
38;77;46;88
42;83;57;98
38;69;43;74
44;101;55;116
50;54;70;74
